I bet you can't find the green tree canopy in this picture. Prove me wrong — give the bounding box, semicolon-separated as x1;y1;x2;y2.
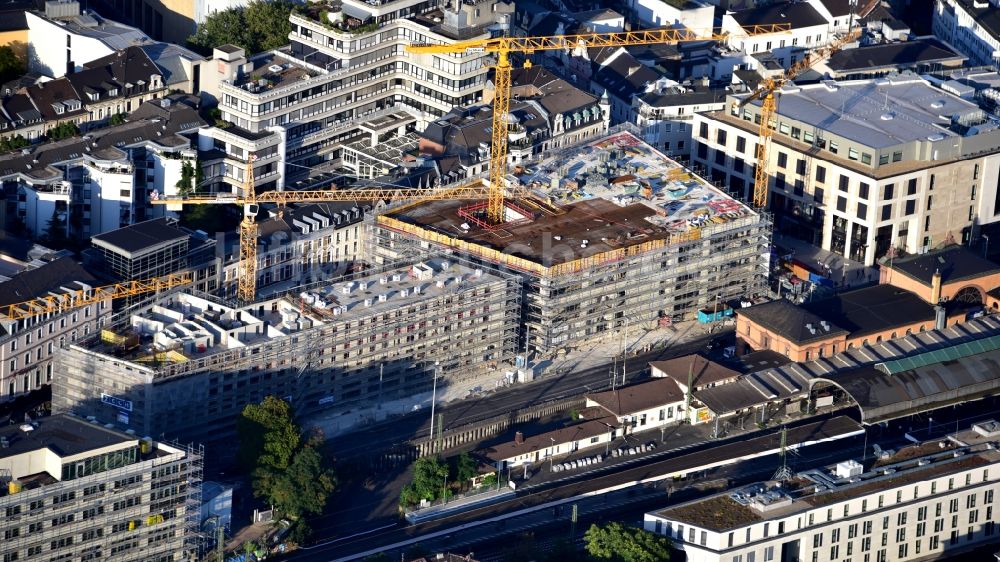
584;522;672;562
176;161;196;196
256;438;336;518
48;121;80;141
110;113;127;126
238;395;300;471
43;208;67;247
0;135;29;153
399;456;449;508
453;452;478;484
187;0;292;55
0;46;25;84
237;397;337;522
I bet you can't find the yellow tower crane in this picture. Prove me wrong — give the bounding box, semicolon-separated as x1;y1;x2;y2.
744;28;861;209
406;24;790;224
0;273;192;321
155;24;790;303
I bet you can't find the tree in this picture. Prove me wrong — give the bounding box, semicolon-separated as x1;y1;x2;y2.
237;397;337;521
256;437;336;518
584;522;672;562
244;0;294;52
0;46;24;83
110;113;127;126
187;0;292;55
453;452;478;485
176;160;196;196
48;121;79;141
237;395;300;471
399;456;449;508
43;208;67;247
0;135;29;152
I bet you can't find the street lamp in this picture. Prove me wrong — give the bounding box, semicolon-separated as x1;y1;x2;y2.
984;235;991;259
428;361;440;452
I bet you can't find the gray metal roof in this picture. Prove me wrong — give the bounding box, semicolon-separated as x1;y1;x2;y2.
744;78;981;149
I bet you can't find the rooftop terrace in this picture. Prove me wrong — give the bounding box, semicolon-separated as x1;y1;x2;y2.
382;131;756;271
90;258;506;365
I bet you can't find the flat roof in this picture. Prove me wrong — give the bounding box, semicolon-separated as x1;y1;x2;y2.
384;131;755;269
91;217;188;256
801;284;936;339
887;244;1000;287
98;258;508;363
0;414;134;461
653;440;999;530
739;77;981;149
825;38;965;73
738;299;848;345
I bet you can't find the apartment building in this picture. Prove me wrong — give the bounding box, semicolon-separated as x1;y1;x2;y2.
214;0;513;186
0;255;112;400
195;117;286;194
53;257;521;443
0;95;204;240
220;202;370;300
933;0;1000;67
25;2;206;93
692;76;1000;266
632;81;729;159
644;421;1000;562
0;414;202;562
722;1;835;69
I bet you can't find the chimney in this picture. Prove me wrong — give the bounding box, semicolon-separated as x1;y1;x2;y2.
931;268;942;303
934;304;947;330
515;431;524;445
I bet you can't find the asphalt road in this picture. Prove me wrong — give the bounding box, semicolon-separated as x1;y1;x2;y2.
327;329;730;459
288;415;860;561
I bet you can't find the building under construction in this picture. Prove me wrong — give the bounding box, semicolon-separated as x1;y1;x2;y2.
52;257;520;443
376;130;772;353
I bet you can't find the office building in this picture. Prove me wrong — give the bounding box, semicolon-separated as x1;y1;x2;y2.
692;76;1000;265
933;0;1000;67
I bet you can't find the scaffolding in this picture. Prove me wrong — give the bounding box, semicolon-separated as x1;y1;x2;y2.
57;257;522;445
0;437;202;562
374;211;771;354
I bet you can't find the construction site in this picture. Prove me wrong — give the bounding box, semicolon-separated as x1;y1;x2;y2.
375;130;772;354
51;257;521;444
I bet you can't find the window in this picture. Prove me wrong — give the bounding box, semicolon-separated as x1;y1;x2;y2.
881;205;891;221
829;141;839;154
879;154;889;165
883;183;894;199
927;195;933;210
972;185;978;200
859;182;870;199
857;203;867;219
736;136;746;153
776;172;786;190
893;151;903;162
699;122;708;139
837;196;847;212
815;187;824;203
848;147;859;161
908;178;918;195
816;165;827;183
975;164;980;180
717;129;727;146
796;159;806;175
905;200;916;215
764;546;774;562
777;152;788;168
839;175;849;192
862;153;872;165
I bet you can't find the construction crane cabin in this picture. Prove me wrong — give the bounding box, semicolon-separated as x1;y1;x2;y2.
153;25;791;303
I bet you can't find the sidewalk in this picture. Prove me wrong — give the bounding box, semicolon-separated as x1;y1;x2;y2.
773;233;880;290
